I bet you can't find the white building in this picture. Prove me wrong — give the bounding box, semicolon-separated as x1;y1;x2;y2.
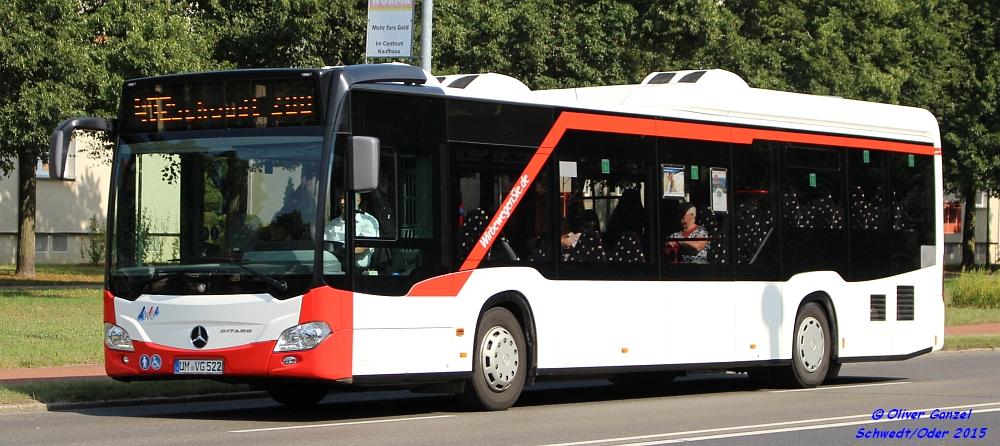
943;192;1000;265
0;135;112;264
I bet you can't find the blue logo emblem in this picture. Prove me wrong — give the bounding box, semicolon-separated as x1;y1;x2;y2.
150;354;162;371
139;354;150;370
137;306;160;322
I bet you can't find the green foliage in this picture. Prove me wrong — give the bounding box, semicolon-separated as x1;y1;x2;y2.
951;269;1000;308
434;0;644;89
203;0;367;68
0;0;97;173
80;215;107;267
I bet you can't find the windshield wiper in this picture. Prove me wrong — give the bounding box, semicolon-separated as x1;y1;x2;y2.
169;257;288;291
118;271;190;293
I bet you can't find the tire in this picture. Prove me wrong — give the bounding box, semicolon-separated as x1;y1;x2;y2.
461;307;526;411
779;302;831;388
267;386;329;407
823;361;843;384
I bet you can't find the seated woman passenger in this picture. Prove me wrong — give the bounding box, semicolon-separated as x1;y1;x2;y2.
666;202;709;264
561;209;601;261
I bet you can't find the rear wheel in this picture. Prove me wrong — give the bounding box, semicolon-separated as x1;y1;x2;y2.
778;302;831;388
266;386;329;407
823;361;843;383
461;308;526;411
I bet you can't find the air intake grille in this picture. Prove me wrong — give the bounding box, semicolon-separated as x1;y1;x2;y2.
871;294;886;321
897;286;915;321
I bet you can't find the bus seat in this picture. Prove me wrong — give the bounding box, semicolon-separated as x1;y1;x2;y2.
566;230;606;262
609;231;644;263
457;208;490;261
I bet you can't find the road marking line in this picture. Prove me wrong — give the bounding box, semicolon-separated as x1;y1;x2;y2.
620;407;1000;445
229;414;455;433
770;381;910;393
539;401;1000;446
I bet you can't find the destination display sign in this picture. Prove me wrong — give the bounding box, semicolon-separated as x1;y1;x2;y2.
122;77;321;133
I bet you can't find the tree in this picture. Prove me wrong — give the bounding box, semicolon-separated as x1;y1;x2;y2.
0;1;98;277
0;0;216;277
203;0;368;68
434;0;645;89
939;0;1000;268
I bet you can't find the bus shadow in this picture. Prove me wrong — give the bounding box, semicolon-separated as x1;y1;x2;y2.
73;374;909;422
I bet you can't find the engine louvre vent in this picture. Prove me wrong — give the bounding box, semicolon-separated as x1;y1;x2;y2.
871;294;886;321
897;286;915;321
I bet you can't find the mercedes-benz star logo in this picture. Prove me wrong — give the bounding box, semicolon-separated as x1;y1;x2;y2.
190;326;209;349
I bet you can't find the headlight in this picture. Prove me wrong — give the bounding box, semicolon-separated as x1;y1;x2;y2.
274;322;332;352
105;322;134;351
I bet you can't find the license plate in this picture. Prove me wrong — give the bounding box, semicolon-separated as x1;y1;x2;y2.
174;359;224;375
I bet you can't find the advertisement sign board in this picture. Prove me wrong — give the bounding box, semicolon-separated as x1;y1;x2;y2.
367;0;415;58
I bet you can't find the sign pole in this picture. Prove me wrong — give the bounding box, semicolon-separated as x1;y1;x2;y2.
420;0;433;72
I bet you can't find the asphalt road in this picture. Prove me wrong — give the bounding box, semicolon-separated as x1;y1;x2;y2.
3;350;998;445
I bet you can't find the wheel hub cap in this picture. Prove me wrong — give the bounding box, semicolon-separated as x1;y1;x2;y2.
797;316;825;373
480;326;519;392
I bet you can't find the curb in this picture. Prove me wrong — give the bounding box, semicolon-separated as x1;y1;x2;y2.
0;390;267;414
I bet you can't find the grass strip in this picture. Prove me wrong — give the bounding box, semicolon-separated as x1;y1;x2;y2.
946;307;1000;326
0;380;252;406
0;264;104;286
0;288;104;368
942;334;1000;351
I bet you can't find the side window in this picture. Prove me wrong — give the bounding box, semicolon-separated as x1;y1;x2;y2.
780;145;847;279
658;137;732;281
555;130;656;280
358;151;397;240
451;143;551;274
326;90;445;296
847;149;890;281
733;141;780;281
889;152;936;274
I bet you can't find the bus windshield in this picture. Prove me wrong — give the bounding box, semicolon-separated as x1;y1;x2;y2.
108;128;328;299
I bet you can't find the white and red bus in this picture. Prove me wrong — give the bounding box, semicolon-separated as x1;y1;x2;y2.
50;64;943;409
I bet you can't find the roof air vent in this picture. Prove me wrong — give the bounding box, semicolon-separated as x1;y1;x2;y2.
678;71;707;83
646;72;676;85
447;75;479;89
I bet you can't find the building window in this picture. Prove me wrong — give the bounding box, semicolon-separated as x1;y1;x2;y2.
35;234;49;252
944;202;961;234
976;191;988;209
36;138;76;180
35;234;69;253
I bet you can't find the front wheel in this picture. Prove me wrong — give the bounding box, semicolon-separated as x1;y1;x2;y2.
779;302;832;388
461;307;526;411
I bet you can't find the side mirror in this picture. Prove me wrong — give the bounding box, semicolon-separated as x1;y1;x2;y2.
49;117;116;180
348;136;380;192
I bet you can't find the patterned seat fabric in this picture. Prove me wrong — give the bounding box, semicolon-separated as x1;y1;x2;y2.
527;235;550;261
736;197;774;265
566;230;606;262
609;231;644;263
457;208;490;262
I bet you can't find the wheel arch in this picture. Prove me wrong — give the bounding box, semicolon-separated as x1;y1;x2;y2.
796;291;840;363
476;291;538;386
